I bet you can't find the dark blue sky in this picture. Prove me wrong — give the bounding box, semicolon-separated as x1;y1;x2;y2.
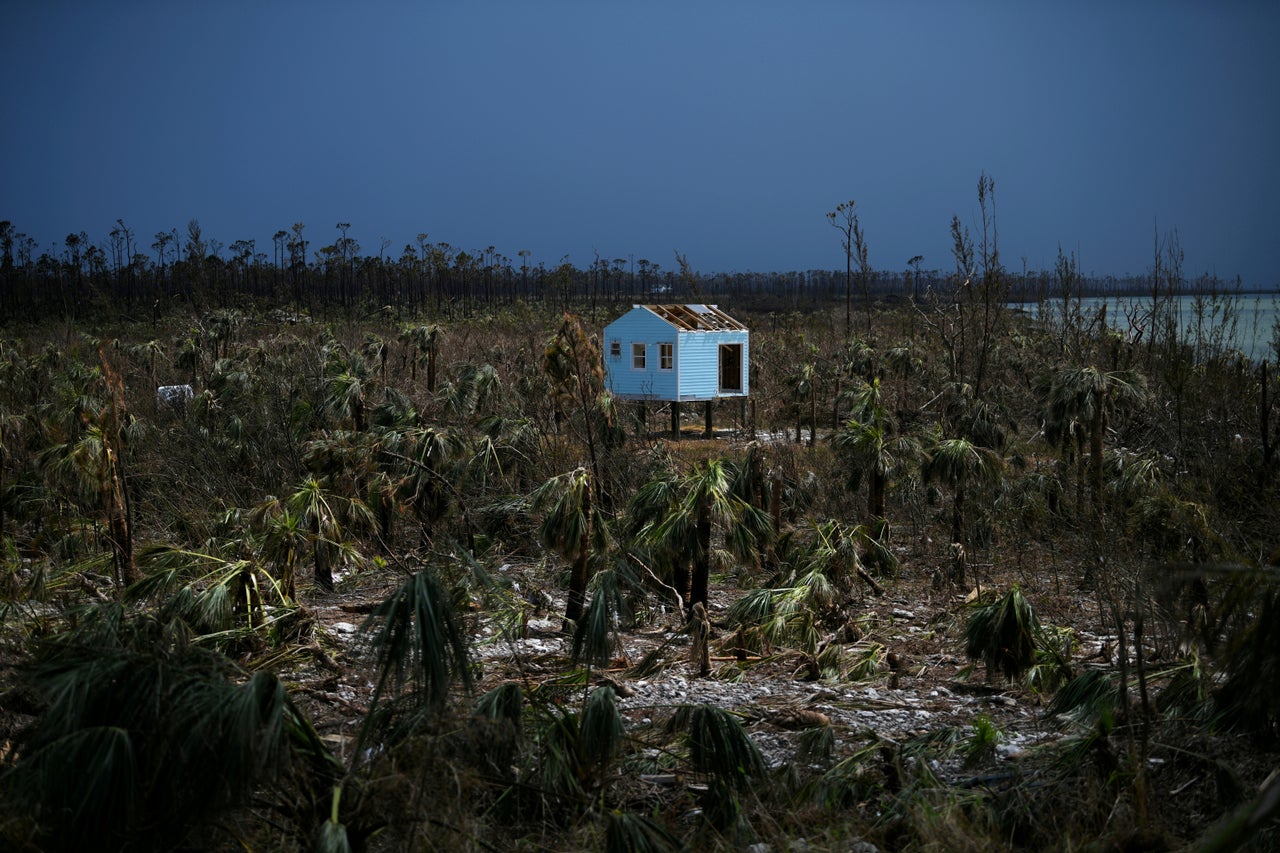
4;2;1278;286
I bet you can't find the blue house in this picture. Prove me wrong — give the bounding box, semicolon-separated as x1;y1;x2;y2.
603;305;749;434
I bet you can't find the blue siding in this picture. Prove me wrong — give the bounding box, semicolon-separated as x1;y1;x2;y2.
676;331;749;400
603;306;749;402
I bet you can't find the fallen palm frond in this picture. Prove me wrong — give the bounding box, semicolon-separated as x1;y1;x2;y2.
795;721;836;763
626;633;684;679
3;605;339;852
844;640;888;682
803;737;885;808
1025;623;1076;695
681;704;766;789
572;562;637;668
1151;653;1213;721
604;810;682;853
1044;669;1118;725
362;567;473;724
726;584;821;655
131;543;293;640
578;685;625;778
963;586;1038;682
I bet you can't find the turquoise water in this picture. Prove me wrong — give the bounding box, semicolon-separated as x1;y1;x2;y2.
1016;293;1280;362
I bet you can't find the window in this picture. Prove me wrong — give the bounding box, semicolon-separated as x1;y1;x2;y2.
609;339;621;359
631;342;646;370
659;342;674;370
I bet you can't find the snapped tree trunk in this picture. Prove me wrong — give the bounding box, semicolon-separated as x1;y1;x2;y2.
1089;393;1105;518
869;467;887;530
951;480;966;547
314;537;333;592
563;545;588;631
1261;361;1274;477
690;510;712;612
809;390;817;448
672;561;690;612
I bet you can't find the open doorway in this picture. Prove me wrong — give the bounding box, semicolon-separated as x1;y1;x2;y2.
719;343;743;393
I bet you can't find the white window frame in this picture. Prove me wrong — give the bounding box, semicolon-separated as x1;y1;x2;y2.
659;342;674;370
631;342;646;370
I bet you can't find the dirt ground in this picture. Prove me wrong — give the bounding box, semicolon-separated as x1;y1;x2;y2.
286;538;1279;850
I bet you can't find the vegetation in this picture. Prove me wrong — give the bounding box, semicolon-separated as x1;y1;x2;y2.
1;202;1279;851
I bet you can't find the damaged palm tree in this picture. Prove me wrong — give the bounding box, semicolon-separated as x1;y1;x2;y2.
964;585;1039;683
689;601;712;677
4;606;340;851
534;466;609;632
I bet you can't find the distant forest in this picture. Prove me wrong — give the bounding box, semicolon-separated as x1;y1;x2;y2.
0;218;1265;324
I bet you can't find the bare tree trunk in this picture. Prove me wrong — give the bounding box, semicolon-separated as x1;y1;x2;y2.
314;537;333;592
1089;395;1105;519
563;543;588;632
690;602;711;677
690;508;711;613
1262;361;1274;478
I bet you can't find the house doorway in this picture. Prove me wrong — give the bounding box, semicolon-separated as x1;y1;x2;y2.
719;343;743;393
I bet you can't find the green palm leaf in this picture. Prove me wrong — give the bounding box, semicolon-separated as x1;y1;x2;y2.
684;704;765;788
578;685;624;775
6;606;333;851
364;568;472;713
963;586;1039;682
604;811;682;853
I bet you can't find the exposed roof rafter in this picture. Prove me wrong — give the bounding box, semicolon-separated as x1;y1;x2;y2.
643;303;746;331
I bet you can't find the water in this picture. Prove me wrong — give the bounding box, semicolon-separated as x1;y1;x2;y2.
1015;293;1280;363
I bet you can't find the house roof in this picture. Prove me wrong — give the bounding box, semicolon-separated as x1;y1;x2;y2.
641;304;747;332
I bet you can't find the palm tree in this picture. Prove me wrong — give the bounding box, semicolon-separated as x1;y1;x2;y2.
1045;365;1148;519
542;313;608;489
442;362;501;421
251;500;308;602
398;323;442;390
42;402;137;589
923;434;1004;552
0;406;23;546
964;586;1039;682
362;567;473;716
639;458;771;613
532;467;607;630
286;477;374;592
786;360;818;445
128;339;165;391
392;426;464;546
131;542;290;632
832;378;921;538
5;607;339;851
325;369;369;432
361;332;388;387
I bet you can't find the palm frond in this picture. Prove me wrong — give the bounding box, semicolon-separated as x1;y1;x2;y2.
475;682;524;728
684;704;765;788
604;811;682;853
364;568;473;714
1214;584;1280;736
578;685;624;775
573;569;626;667
10;726;138;848
963;586;1038;682
7;606;332;851
1044;669;1118;724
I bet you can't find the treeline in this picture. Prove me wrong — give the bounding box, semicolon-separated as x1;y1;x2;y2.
0;218;1237;324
